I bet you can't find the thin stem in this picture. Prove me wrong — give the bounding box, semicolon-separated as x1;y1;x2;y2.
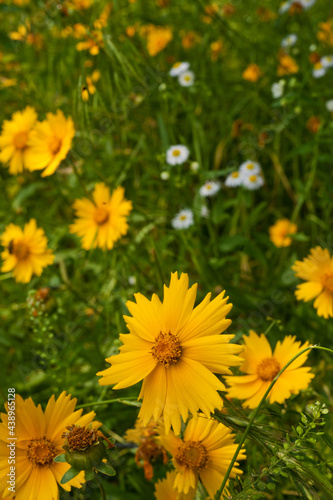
95;475;106;500
76;397;138;409
214;345;333;499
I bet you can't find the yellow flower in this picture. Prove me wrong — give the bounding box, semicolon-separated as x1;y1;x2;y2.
242;63;262;82
154;470;195;500
0;106;37;174
142;25;173;56
97;272;243;435
65;0;93;9
159;415;245;497
292;247;333;318
25;110;75;177
76;29;104;55
269;218;297;247
0;392;100;500
225;331;314;408
277;50;299;75
1;219;54;283
69;182;132;250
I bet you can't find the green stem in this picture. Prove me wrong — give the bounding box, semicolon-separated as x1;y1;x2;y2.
214;345;333;499
95;474;106;500
77;397;138;409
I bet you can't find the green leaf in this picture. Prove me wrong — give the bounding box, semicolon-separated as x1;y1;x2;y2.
219;235;247;252
93;461;116;476
53;453;66;463
60;467;81;485
85;470;95;481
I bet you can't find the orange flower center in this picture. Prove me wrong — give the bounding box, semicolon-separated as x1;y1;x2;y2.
247;164;254;170
49;137;62;155
62;424;98;451
322;273;333;293
94;206;109;225
13;131;28;149
151;332;181;367
232;172;239;178
249;175;257;182
11;240;30;260
175;441;208;471
173;62;181;68
172;149;181;157
26;436;57;467
257;357;280;381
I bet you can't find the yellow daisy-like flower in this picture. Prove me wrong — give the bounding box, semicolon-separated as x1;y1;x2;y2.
269;218;297;247
69;182;132;250
292;247;333;318
154;470;196;500
159;415;246;498
0;219;54;283
25;110;75;177
97;272;243;435
225;331;314;409
242;63;262;82
141;25;173;56
0;106;37;175
0;392;100;500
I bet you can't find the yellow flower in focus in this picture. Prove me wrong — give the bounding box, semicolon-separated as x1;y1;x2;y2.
1;219;54;283
0;106;37;174
97;272;243;435
159;416;246;497
225;331;314;408
25;110;75;177
292;247;333;318
154;470;195;500
70;182;132;250
277;50;299;75
242;63;262;82
269;219;297;247
142;25;173;56
0;392;100;499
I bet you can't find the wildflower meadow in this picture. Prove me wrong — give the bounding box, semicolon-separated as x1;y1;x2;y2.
1;0;333;499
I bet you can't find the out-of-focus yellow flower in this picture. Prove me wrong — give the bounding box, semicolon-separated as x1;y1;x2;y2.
0;77;16;87
181;31;201;49
81;70;101;101
10;23;44;49
293;247;333;318
202;3;219;23
126;26;136;37
269;219;297;247
242;63;262;82
66;0;93;10
94;3;112;29
25;110;75;177
141;25;173;56
0;219;54;283
0;106;37;174
277;50;299;75
256;7;277;22
306;116;321;134
317;20;333;46
76;29;104;55
210;39;224;61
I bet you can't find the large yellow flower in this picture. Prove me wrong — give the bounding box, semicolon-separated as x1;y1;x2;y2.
0;392;100;500
225;331;314;408
97;272;243;435
25;110;75;177
1;219;54;283
154;470;196;500
292;246;333;318
269;218;297;247
69;182;132;250
0;106;37;175
158;415;246;498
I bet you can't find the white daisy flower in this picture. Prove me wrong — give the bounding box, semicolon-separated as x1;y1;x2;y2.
326;100;333;112
225;171;243;187
199;180;220;197
312;61;326;78
166;145;190;165
200;205;210;218
190;161;200;172
321;55;333;68
178;70;195;87
279;1;292;14
169;61;190;77
171;209;194;229
161;171;170;180
300;0;317;9
242;173;264;190
239;160;261;176
271;81;285;99
281;34;298;49
128;276;137;286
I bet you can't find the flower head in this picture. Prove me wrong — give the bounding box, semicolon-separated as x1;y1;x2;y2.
239;160;261;176
225;331;314;408
0;106;37;174
199;180;220;197
97;272;243;434
25;110;75;177
269;219;297;247
69;182;132;250
326;99;333;112
0;392;100;500
159;416;245;497
225;171;242;187
242;63;262;82
154;470;196;499
142;25;173;56
281;33;298;49
1;219;54;283
166;145;190;165
292;247;333;318
178;70;195;87
271;80;285;99
171;209;194;230
241;172;264;190
278;51;299;75
312;60;326;78
169;62;190;77
321;55;333;68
